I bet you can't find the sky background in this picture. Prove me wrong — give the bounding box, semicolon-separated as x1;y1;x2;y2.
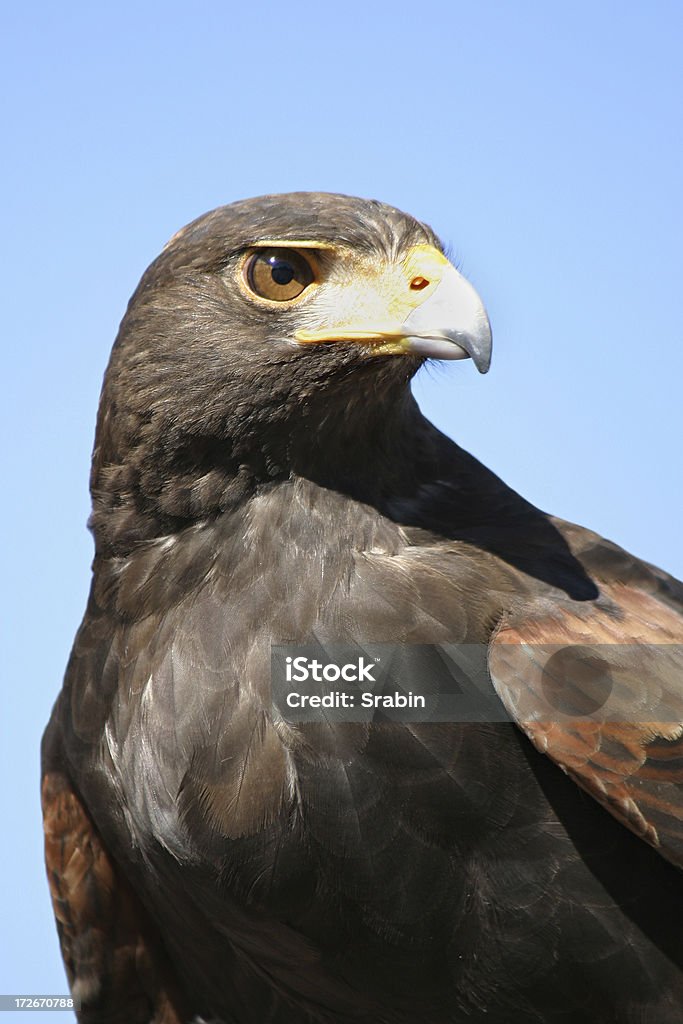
2;2;682;1018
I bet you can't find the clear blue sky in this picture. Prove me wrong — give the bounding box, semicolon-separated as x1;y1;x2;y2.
2;2;681;1017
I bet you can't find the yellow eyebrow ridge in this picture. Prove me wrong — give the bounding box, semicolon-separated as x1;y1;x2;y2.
250;239;338;250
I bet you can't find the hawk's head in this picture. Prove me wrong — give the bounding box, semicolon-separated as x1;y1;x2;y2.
91;193;491;553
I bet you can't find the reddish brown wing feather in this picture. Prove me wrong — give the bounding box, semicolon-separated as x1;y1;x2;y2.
489;582;683;868
41;769;188;1024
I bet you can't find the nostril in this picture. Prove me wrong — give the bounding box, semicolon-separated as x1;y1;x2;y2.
410;276;429;291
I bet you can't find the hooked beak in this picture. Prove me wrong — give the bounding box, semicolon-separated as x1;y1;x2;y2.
400;262;492;373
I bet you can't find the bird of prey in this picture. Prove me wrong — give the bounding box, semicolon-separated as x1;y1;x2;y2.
43;193;683;1024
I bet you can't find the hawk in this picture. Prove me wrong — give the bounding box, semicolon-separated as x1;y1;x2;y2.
43;193;683;1023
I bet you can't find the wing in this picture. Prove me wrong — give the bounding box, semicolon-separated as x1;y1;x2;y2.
489;519;683;868
41;718;190;1024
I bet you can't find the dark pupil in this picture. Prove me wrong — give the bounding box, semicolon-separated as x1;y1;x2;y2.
269;258;295;286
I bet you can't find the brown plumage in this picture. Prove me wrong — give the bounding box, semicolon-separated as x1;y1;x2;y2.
43;193;683;1023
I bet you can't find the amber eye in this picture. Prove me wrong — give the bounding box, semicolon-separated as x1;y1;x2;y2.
244;248;315;302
